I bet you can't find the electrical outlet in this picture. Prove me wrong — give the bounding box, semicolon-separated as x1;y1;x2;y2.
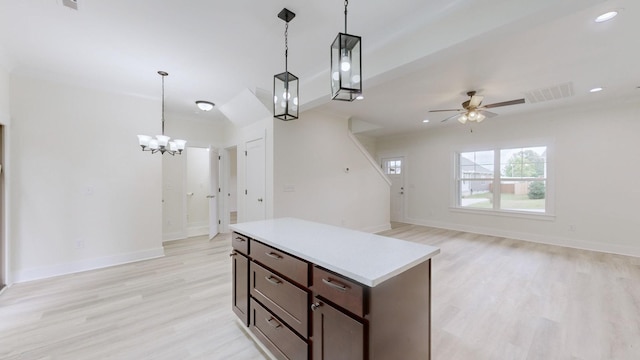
75;239;85;250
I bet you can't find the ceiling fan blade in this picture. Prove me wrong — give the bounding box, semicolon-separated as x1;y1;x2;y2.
441;113;462;123
469;95;484;107
479;110;499;118
483;98;525;108
429;109;463;113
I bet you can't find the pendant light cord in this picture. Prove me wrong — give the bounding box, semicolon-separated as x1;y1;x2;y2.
344;0;348;33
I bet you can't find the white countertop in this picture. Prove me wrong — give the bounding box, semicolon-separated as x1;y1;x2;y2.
230;218;440;287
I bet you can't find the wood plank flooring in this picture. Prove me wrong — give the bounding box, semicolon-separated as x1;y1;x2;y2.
1;223;639;359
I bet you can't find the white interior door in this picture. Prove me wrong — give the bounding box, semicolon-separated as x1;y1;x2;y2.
245;138;266;222
209;147;219;239
382;157;405;222
186;147;210;237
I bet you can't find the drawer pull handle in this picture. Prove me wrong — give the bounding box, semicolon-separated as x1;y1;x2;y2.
322;278;348;292
265;317;282;329
311;302;322;311
229;251;236;257
265;252;283;260
265;275;282;285
234;237;246;242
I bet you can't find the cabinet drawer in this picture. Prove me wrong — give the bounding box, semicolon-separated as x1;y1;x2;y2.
232;232;249;255
312;266;365;317
251;241;309;286
251;262;309;338
250;299;308;360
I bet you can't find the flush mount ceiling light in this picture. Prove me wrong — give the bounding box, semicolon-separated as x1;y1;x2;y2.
595;11;618;23
195;100;215;111
330;0;362;101
137;71;187;155
590;87;604;93
273;8;299;121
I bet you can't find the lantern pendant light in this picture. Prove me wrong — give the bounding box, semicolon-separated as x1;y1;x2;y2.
331;0;362;101
273;8;299;121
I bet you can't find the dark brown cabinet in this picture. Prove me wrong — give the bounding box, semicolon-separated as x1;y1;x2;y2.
230;227;433;360
311;299;365;360
231;233;250;325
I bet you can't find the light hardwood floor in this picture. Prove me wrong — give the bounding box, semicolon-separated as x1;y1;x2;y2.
1;224;639;359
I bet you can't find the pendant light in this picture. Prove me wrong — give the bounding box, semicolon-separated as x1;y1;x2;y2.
137;71;186;155
330;0;362;101
273;8;299;121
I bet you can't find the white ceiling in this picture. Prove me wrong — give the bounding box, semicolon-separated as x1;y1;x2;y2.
1;0;638;136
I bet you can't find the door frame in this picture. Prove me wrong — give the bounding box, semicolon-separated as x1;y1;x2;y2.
182;143;220;238
0;124;6;290
219;145;237;234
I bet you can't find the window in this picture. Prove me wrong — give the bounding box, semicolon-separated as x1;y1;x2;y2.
456;146;548;214
383;159;402;175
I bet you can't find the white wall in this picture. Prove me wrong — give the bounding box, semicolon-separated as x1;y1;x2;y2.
10;75;164;282
376;101;640;256
274;110;390;232
162;114;232;241
0;64;8;123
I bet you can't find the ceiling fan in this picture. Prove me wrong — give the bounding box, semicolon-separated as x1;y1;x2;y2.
429;91;525;124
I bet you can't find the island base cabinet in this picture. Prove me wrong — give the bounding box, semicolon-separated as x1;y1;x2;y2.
231;252;249;325
250;299;309;360
312;300;365;360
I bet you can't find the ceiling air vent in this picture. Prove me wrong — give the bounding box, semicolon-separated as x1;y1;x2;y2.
523;82;574;104
62;0;78;10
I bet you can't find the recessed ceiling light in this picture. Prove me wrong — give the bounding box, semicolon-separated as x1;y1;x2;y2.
422;119;430;123
590;87;603;93
595;11;618;23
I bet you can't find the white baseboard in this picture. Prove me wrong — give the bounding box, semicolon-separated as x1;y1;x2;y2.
187;225;208;237
12;247;165;284
163;231;187;242
405;217;640;258
362;223;392;233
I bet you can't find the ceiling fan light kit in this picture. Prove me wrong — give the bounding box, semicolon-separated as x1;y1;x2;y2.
330;0;362;101
431;90;525;125
273;8;299;121
137;71;187;155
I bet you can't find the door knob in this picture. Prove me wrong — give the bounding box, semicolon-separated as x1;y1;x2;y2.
258;198;263;202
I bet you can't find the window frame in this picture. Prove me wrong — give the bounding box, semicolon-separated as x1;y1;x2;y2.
452;144;554;220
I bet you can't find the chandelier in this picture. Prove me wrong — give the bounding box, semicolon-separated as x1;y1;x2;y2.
273;8;299;121
330;0;362;101
137;71;187;155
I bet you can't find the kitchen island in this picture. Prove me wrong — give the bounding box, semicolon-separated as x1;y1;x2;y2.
230;218;440;360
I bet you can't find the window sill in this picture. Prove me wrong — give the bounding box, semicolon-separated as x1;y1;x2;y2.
449;207;556;221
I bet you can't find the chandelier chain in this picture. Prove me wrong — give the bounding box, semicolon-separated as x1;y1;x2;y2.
285;22;288;72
